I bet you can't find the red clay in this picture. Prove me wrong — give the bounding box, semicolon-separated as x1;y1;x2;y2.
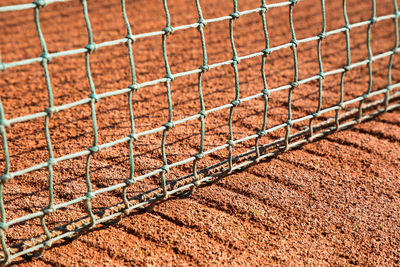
0;0;399;265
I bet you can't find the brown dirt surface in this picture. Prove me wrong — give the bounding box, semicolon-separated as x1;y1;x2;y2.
1;0;400;265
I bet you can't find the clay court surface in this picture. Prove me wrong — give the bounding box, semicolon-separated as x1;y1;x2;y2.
0;0;400;265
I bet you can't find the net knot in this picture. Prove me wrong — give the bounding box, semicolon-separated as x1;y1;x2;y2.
129;83;140;92
85;43;97;53
337;103;345;110
47;158;57;167
41;52;51;65
369;17;377;25
129;133;138;141
226;140;235;147
230;12;240;20
343;65;352;72
163;26;174;35
0;118;9;128
86;192;96;200
197;19;207;30
163;121;175;130
286;120;293;126
200;65;209;72
45;107;57;116
231;99;241;107
42;207;54;215
88;145;100;154
262;48;272;56
344;24;352;31
160;165;170;173
311;111;320;118
0;223;8;231
124;178;136;186
257;130;267;137
194;152;204;159
367;57;375;64
43;240;52;249
193;180;201;187
290;0;300;5
125;34;135;45
165;73;174;82
290;39;299;48
318;72;325;79
199;110;207;118
260;3;268;13
318;32;327;40
89;92;100;103
362;92;370;100
0;63;5;72
393;47;400;54
34;0;47;8
290;81;299;88
261;89;270;96
231;56;240;65
0;174;12;185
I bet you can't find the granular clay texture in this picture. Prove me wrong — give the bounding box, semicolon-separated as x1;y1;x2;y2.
0;0;399;265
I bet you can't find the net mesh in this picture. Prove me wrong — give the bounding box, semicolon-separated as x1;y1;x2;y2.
0;0;399;263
